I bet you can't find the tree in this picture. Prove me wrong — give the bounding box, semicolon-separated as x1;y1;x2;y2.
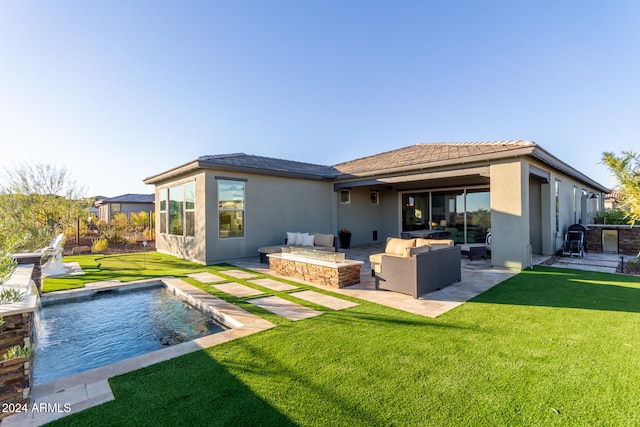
602;151;640;225
0;162;89;252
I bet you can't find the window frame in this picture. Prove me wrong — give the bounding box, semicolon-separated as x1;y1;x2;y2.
218;179;245;239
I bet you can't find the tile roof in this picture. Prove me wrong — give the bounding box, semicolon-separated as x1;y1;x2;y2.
98;193;155;204
333;141;536;175
199;153;338;178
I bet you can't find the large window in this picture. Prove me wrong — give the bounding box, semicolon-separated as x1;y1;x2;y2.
218;180;245;238
169;186;184;235
402;188;490;244
160;182;196;237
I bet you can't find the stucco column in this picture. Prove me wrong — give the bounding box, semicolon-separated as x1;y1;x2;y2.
490;160;530;270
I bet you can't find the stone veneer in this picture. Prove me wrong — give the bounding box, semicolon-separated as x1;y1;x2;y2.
586;225;640;255
0;262;40;419
268;254;362;288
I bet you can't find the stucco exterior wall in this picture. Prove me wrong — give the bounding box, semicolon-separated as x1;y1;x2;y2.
203;171;335;263
336;187;398;246
490;160;530;270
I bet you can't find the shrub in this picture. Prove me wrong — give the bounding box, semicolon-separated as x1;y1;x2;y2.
3;345;34;361
0;287;25;304
92;237;108;253
593;209;638;225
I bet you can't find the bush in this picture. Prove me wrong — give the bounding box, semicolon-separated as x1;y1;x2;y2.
593;209;638;225
92;238;109;253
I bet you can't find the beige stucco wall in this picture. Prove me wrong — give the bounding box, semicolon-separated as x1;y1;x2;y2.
203;170;335;264
154;169;335;264
490;158;605;270
490;160;530;270
336;186;398;247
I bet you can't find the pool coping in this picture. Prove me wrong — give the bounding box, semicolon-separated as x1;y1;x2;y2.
3;277;275;427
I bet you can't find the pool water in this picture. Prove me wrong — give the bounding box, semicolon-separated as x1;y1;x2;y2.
34;286;226;384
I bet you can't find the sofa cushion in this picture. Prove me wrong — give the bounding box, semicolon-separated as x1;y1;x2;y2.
313;232;334;248
415;238;431;247
385;238;416;258
409;245;431;257
427;239;454;251
295;233;308;245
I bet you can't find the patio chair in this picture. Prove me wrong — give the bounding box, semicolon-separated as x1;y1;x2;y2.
40;233;67;276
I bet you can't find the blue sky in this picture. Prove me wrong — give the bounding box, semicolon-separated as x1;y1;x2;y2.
1;1;639;196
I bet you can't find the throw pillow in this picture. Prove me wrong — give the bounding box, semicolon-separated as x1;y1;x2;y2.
302;234;315;246
313;233;334;247
287;232;298;245
296;232;309;245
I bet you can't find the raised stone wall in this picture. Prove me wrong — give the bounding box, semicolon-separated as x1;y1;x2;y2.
0;263;39;419
586;225;640;255
0;312;33;414
268;256;361;288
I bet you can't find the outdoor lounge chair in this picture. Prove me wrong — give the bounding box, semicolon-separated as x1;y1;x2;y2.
40;233;67;276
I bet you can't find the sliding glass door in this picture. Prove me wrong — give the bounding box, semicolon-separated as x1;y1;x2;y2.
401;188;490;244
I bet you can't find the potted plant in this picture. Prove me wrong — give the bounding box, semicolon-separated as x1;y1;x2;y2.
338;228;352;249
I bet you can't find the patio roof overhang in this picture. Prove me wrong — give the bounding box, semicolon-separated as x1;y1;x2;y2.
333;166;490;190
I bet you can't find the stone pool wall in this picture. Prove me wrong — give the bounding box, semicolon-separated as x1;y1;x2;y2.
0;263;39;419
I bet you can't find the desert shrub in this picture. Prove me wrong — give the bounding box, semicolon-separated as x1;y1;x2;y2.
92;237;108;253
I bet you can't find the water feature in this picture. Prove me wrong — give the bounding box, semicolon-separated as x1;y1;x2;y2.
34;285;226;384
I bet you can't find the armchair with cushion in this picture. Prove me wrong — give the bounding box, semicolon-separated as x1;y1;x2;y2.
374;245;461;298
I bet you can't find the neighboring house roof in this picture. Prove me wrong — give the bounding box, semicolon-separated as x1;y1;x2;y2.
95;193;155;205
605;189;622;200
143;141;609;193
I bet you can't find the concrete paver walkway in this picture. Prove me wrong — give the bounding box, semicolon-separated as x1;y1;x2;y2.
290;290;359;310
247;296;322;321
212;282;264;298
186;271;227;283
221;269;259;279
248;278;298;291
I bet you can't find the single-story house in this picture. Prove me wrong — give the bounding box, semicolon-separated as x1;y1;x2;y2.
95;193;155;222
143;141;609;270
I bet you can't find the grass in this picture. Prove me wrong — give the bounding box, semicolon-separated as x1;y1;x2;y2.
43;254;640;426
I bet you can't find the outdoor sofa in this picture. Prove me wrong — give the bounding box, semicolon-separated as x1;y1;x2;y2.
374;243;461;298
369;237;461;298
258;232;336;264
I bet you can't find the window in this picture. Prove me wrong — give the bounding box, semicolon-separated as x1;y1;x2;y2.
159;190;167;234
111;203;121;213
218;180;245;238
370;191;379;205
340;190;351;204
160;183;196;237
185;182;195;237
555;180;560;233
169;186;184;235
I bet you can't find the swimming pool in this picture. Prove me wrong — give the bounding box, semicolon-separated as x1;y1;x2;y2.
34;285;226;384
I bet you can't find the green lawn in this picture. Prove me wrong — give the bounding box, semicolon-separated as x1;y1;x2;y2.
45;253;640;426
